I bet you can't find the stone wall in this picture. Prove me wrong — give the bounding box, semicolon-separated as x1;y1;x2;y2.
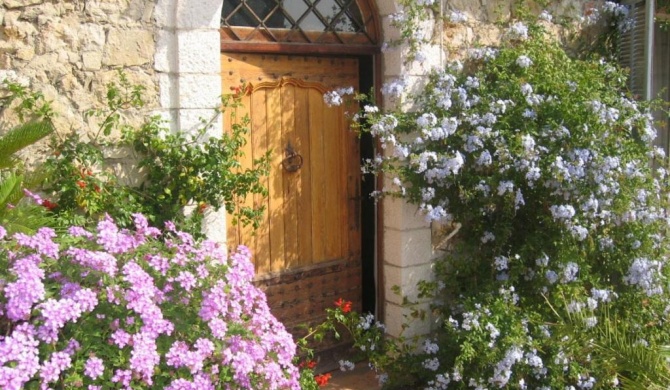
0;0;158;141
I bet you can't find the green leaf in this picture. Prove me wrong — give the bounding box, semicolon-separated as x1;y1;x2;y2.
0;120;53;168
0;172;23;209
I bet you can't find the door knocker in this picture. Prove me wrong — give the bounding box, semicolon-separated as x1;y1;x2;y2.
282;142;303;172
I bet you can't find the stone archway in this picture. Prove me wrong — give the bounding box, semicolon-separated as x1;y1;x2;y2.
152;0;436;339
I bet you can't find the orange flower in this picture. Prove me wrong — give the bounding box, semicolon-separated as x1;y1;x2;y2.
334;298;352;313
76;180;86;188
314;373;332;387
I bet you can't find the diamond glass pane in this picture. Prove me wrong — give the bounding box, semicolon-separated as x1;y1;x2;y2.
222;0;258;27
222;0;366;33
283;0;308;26
315;0;342;25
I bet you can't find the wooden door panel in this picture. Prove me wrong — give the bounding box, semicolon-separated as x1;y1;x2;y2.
222;53;360;333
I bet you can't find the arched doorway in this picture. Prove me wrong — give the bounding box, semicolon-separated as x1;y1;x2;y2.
220;0;380;350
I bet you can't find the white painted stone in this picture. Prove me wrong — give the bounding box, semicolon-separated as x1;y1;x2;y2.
201;207;228;245
384;301;433;339
151;108;179;133
176;30;221;73
153;0;176;28
177;73;222;109
380;15;402;43
381;43;404;77
375;0;400;17
405;43;445;76
383;227;434;268
178;108;223;136
175;0;223;29
383;197;429;231
158;72;178;109
154;30;177;72
102;29;155;67
384;262;435;306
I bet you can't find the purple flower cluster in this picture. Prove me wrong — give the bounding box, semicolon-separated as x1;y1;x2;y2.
0;213;300;389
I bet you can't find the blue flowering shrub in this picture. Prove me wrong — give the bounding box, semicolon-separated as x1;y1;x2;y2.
342;19;670;389
0;215;300;389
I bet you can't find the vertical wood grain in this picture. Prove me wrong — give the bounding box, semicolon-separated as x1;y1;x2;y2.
308;88;327;263
295;86;313;266
281;84;299;269
267;86;285;274
251;89;271;274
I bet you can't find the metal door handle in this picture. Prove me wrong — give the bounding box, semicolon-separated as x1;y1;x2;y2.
282;142;303;172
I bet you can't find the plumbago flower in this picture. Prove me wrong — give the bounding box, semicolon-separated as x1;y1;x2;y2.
0;214;300;389
350;19;670;390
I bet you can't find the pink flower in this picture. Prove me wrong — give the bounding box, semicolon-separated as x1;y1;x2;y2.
84;356;104;379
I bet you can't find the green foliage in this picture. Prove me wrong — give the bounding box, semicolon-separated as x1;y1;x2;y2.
0;81;54;233
126;93;269;230
348;15;670;390
41;74;269;234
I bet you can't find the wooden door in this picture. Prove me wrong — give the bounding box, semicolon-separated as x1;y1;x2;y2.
222;53;361;335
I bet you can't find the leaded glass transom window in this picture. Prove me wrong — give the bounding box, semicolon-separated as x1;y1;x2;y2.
221;0;378;46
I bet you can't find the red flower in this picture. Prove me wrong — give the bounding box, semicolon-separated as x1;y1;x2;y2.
334;298;352;313
43;199;57;211
299;360;317;369
76;180;86;188
314;373;332;387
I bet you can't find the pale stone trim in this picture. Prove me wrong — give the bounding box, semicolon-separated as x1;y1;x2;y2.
154;0;226;243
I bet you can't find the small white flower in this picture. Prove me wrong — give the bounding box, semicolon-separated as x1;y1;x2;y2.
422;357;440;371
497;181;514;196
422;339;439;354
449;10;468;23
508;22;529;40
539;10;553;22
481;231;495;243
338;360;355;371
516;55;533;68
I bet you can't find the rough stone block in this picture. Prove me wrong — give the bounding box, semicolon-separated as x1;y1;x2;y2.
4;0;43;9
176;30;220;73
79;23;106;51
82;51;103;70
102;29;155;67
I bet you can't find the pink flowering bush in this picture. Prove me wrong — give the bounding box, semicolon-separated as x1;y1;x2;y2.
0;214;300;389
